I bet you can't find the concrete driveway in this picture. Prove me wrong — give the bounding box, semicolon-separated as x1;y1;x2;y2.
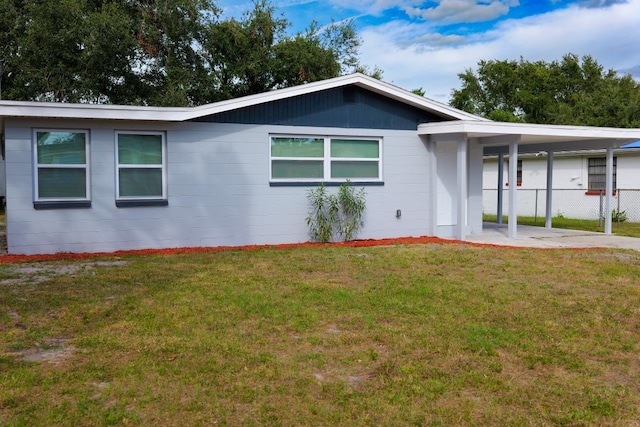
463;223;640;251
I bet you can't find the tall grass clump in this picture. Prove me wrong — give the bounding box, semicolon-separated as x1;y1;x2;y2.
306;181;366;242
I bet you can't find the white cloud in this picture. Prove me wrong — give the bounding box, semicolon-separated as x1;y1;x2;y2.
407;33;468;48
326;0;520;22
326;0;409;15
406;0;519;24
576;0;629;7
358;0;640;103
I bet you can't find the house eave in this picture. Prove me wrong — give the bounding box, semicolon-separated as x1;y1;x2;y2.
0;73;483;123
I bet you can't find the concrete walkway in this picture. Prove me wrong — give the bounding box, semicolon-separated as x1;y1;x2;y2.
461;223;640;251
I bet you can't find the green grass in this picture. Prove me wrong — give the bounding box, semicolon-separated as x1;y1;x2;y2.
484;214;640;238
1;244;640;426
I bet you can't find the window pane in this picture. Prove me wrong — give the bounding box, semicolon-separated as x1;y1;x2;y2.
331;161;379;179
331;139;379;158
37;132;86;164
272;160;323;179
118;134;163;165
588;158;617;190
38;168;86;198
119;168;163;197
271;137;324;158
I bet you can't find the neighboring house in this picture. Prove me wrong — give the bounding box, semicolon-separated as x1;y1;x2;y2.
1;73;640;254
483;147;640;221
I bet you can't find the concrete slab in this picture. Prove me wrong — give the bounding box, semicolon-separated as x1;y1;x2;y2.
461;223;640;251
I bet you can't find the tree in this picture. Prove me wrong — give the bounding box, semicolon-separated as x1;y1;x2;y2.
0;0;374;106
0;0;214;105
202;2;369;101
450;54;640;128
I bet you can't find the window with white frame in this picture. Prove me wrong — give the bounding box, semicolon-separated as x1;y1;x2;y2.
33;130;90;202
270;136;381;182
116;132;167;201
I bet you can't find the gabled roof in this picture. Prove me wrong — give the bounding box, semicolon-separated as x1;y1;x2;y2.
0;73;482;123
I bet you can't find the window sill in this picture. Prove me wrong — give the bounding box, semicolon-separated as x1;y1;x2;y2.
33;201;92;210
270;181;384;187
585;190;616;196
116;199;169;208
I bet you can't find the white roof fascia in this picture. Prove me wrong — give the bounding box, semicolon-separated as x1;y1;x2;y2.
0;73;485;123
0;99;190;121
186;73;486;121
419;120;640;145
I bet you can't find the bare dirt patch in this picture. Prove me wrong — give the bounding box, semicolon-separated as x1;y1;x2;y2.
10;338;75;365
1;260;129;285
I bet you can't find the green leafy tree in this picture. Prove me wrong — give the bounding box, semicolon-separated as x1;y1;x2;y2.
0;0;376;106
203;1;368;101
450;54;640;127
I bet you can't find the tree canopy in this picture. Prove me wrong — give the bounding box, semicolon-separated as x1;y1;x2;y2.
0;0;376;106
449;54;640;128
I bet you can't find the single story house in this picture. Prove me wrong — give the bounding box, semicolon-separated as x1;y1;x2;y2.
483;146;640;221
2;73;640;254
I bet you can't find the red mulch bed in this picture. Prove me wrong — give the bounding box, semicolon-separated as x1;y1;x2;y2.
0;235;561;265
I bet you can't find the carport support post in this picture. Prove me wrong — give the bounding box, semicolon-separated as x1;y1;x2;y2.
497;153;504;224
545;151;554;229
508;141;518;239
605;146;614;234
456;137;468;240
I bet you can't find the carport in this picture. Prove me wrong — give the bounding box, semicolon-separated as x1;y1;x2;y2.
418;121;640;240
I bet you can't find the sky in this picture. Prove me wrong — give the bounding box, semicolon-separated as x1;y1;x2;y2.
217;0;640;104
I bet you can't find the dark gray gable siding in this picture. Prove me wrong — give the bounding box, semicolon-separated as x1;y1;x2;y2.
191;86;450;130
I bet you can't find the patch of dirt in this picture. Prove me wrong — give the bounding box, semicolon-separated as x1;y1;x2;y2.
12;338;75;365
1;260;129;285
313;370;369;389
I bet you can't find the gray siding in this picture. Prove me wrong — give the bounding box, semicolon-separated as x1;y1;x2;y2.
5;119;433;254
193;86;447;130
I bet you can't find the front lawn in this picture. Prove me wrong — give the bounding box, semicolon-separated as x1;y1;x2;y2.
1;243;639;426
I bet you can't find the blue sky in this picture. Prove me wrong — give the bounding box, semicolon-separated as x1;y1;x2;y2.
217;0;640;103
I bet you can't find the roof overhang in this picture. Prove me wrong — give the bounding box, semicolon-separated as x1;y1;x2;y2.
0;73;483;123
418;120;640;154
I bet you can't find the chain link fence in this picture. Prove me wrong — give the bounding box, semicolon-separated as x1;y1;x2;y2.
483;189;640;223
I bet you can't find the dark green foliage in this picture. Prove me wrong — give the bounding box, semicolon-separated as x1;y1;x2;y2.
0;0;374;106
450;54;640;127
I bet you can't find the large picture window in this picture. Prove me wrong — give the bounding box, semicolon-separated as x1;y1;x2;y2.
588;157;616;191
116;132;167;205
33;130;90;204
270;136;381;183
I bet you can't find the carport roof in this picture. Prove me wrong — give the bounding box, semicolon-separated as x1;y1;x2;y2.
418;120;640;154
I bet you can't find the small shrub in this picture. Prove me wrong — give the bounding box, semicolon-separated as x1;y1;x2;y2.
337;183;366;241
305;183;339;243
612;209;627;223
306;181;366;243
